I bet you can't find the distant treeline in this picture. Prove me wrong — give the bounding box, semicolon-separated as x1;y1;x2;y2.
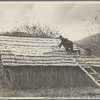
0;24;59;38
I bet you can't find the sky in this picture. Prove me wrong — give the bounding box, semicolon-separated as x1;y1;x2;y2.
0;1;100;41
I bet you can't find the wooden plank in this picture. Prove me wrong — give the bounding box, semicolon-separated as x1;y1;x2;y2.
2;57;73;62
91;65;100;67
75;58;100;61
86;61;100;64
0;36;58;40
0;44;58;48
2;55;73;60
80;56;94;58
0;38;59;42
1;53;71;57
2;60;76;64
0;36;58;39
0;42;59;46
3;62;78;66
87;63;100;65
1;55;74;61
0;46;59;50
0;39;60;44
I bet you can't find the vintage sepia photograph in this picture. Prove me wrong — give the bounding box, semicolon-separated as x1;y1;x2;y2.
0;1;100;99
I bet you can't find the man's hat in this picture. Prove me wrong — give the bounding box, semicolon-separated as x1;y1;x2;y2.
59;35;63;38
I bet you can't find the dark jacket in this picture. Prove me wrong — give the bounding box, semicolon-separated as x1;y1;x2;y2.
59;38;73;51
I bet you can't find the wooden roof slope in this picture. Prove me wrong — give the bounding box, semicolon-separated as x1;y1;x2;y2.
0;36;80;67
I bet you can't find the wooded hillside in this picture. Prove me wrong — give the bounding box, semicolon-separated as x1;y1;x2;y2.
75;33;100;57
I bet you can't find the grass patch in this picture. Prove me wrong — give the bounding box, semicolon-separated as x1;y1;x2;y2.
0;86;100;97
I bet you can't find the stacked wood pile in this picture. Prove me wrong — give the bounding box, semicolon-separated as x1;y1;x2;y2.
0;36;78;67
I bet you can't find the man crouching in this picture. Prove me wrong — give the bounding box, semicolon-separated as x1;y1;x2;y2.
58;35;80;55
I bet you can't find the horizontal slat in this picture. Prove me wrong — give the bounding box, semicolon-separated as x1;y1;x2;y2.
91;65;100;67
0;48;61;52
80;56;94;58
2;56;73;61
0;40;59;45
3;62;78;67
0;41;59;45
0;36;59;41
0;49;54;53
75;58;100;60
1;54;71;57
0;48;56;51
0;39;59;42
2;53;44;56
86;62;100;64
89;63;100;65
2;59;76;64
